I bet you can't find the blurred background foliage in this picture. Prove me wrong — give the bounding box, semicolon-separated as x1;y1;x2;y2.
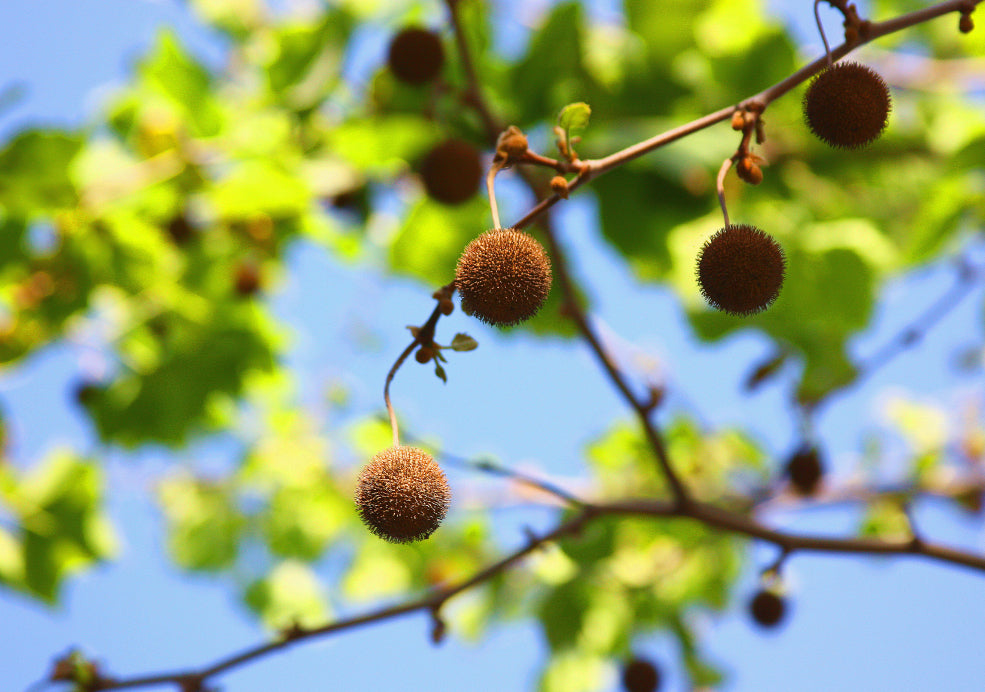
0;0;983;688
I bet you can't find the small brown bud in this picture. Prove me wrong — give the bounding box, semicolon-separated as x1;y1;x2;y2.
415;346;434;363
959;13;974;33
439;298;454;315
731;111;746;130
735;156;763;185
496;125;528;160
550;175;569;199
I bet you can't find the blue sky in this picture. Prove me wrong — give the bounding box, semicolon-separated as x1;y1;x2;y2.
2;1;984;691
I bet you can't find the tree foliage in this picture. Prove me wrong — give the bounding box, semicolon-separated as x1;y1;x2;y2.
2;0;984;689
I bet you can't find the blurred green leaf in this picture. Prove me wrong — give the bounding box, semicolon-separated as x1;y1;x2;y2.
159;476;244;571
0;452;116;603
0;131;82;216
244;560;328;629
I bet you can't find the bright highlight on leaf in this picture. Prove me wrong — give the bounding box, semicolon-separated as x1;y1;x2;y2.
557;102;591;132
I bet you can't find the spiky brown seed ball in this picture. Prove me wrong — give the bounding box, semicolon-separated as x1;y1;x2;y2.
455;228;553;327
786;445;824;496
696;224;785;316
420;139;483;205
803;61;891;149
622;657;661;692
749;589;786;628
355;446;451;543
387;28;444;86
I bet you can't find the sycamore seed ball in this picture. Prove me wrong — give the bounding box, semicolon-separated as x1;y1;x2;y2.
803;61;891;149
622;657;661;692
420;139;483;205
355;446;451;543
455;228;553;327
749;589;786;628
696;224;785;316
387;28;444;86
785;445;824;496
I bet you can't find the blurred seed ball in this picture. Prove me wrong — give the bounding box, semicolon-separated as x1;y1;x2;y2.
387;27;444;86
438;298;454;315
735;155;763;185
74;381;102;408
234;261;262;297
415;345;434;363
165;213;196;245
803;61;891;149
959;12;974;33
355;446;451;543
749;589;786;628
622;657;661;692
785;445;824;496
696;224;785;316
420;139;483;205
455;228;553;327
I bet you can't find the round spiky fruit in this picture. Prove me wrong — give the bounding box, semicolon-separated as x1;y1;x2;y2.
387;28;444;86
749;589;786;628
803;61;891;149
696;224;785;316
420;139;483;205
622;657;661;692
355;446;451;543
786;444;824;496
455;228;553;327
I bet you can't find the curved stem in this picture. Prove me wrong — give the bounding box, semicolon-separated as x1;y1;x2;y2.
815;0;834;67
716;157;733;227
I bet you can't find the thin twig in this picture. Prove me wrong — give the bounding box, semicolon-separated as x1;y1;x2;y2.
716;158;733;227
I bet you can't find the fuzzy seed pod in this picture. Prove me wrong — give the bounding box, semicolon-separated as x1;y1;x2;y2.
387;28;444;85
355;446;451;543
803;61;891;149
696;224;785;316
749;589;786;628
455;228;553;327
735;156;763;185
785;445;824;496
420;139;483;205
622;657;661;692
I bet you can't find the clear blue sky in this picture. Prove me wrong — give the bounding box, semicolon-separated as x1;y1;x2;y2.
1;1;984;691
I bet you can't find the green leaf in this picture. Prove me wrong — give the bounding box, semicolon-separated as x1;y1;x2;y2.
0;131;82;215
244;560;328;629
558;102;591;133
509;2;595;124
138;30;223;136
434;362;448;383
538;579;592;651
159;476;244;571
450;333;478;352
85;309;277;447
2;452;117;603
263;486;347;561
